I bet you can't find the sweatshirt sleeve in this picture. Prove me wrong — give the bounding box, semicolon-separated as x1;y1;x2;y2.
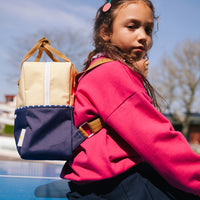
105;91;200;195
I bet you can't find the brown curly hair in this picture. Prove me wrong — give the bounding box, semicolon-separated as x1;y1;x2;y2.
84;0;160;109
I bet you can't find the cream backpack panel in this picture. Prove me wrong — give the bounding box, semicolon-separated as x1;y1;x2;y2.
16;37;76;108
17;62;74;108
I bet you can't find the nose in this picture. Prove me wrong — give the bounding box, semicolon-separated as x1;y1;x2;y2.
137;27;147;45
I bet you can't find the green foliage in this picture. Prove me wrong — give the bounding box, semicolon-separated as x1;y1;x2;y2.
3;124;14;135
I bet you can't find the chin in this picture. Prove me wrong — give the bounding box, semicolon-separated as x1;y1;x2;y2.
131;53;144;61
129;55;140;62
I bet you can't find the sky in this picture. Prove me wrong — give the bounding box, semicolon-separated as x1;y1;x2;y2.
0;0;200;102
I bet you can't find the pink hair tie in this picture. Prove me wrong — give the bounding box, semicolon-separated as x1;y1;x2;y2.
103;0;111;12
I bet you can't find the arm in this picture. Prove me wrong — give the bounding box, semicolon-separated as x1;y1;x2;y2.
105;91;200;195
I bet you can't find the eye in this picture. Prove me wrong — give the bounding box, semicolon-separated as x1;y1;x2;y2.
145;26;153;35
126;22;139;30
127;25;136;30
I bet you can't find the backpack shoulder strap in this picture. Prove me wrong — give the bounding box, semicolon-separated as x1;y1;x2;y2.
78;118;104;138
87;58;114;71
75;58;113;85
76;58;113;137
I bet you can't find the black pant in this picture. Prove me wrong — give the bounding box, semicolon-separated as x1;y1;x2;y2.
67;162;200;200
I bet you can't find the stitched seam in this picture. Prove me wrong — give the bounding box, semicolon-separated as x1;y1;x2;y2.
120;182;130;200
105;92;136;122
141;180;154;200
105;90;148;122
141;178;177;200
104;61;144;122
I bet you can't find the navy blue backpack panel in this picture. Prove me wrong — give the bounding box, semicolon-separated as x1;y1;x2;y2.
14;106;86;160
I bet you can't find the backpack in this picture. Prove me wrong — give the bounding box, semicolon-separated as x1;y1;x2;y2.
14;37;112;160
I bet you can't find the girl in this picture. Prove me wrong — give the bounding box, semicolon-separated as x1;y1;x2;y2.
61;0;200;199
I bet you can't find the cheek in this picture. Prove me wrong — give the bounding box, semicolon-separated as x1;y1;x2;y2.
111;34;129;51
110;28;131;50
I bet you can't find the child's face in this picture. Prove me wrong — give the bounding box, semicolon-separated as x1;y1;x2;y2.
135;58;149;78
109;2;154;60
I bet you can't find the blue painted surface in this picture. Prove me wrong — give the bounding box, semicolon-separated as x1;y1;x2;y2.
0;161;69;200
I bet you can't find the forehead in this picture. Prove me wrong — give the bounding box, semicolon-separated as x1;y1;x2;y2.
113;2;154;24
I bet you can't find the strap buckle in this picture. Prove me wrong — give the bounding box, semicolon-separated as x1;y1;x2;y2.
78;118;104;138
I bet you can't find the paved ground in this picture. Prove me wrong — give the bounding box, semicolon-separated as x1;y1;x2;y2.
0;136;69;199
0;160;69;200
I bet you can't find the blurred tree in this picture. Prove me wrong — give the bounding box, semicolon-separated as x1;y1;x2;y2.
8;28;92;84
150;39;200;137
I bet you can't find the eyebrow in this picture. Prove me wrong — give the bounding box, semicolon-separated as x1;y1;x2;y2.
125;19;154;27
146;22;154;28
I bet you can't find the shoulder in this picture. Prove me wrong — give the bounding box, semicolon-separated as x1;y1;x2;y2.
75;59;147;120
78;59;144;91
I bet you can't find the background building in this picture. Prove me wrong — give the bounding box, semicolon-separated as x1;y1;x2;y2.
0;95;16;132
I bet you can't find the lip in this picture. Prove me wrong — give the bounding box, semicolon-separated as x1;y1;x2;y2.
134;46;145;51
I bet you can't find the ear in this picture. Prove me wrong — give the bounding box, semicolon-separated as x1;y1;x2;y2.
100;24;112;42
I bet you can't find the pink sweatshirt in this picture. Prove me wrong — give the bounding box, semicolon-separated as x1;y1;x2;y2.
61;59;200;195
